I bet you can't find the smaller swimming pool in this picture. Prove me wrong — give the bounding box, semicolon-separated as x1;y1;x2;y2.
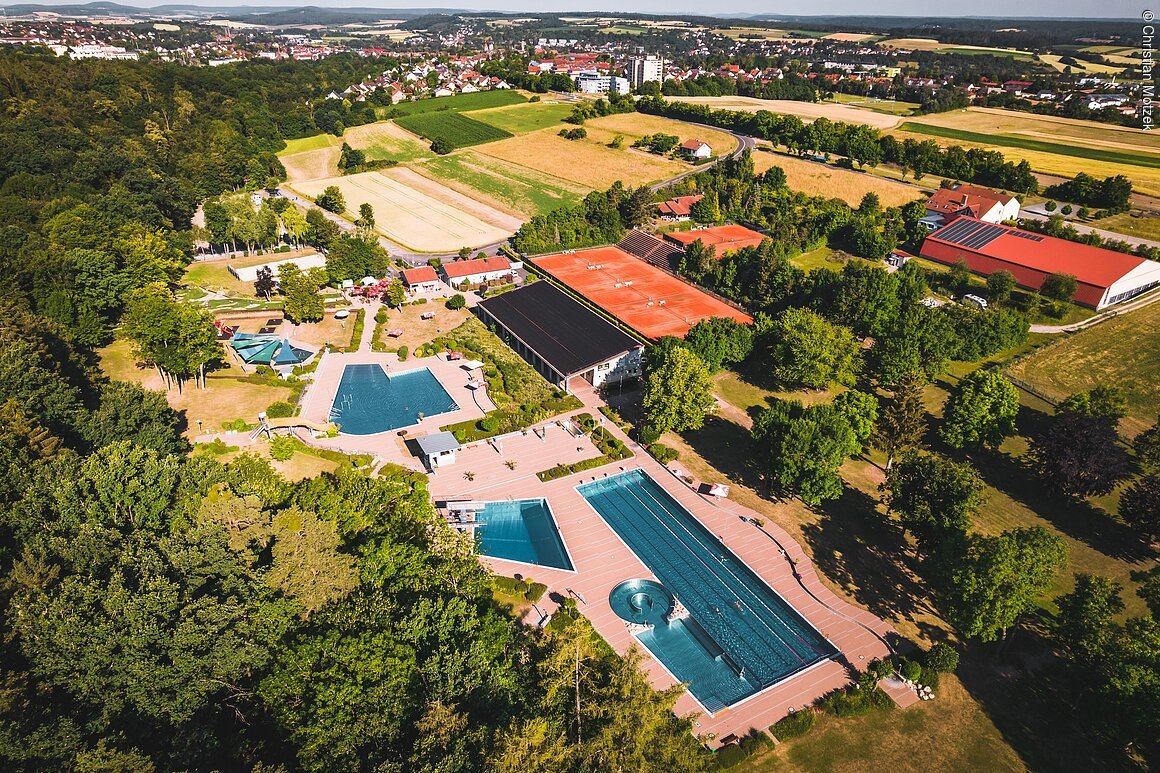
476;499;574;571
330;364;459;435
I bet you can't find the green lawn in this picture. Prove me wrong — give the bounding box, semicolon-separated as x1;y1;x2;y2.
394;112;513;150
469;101;574;134
382;89;526;117
1006;296;1160;437
898;122;1160;169
789;246;873;274
1094;210;1160;241
415;152;586;217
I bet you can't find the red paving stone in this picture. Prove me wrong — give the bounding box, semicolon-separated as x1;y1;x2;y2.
427;385;896;744
528;246;751;340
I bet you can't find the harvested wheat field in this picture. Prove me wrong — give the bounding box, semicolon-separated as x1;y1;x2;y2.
289;171;518;252
475;128;685;189
667;96;901;130
281;147;340;184
907;107;1160;152
753;151;926;207
823;32;878;42
582;113;739;157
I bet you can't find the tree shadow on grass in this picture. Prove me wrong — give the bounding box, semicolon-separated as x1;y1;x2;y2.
805;484;933;626
955;617;1135;772
679;415;761;488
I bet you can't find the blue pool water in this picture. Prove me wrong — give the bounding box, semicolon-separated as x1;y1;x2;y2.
581;470;836;712
477;499;574;570
330;364;459;435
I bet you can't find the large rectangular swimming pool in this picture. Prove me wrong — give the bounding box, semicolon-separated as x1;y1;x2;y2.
579;469;836;712
477;499;573;571
330;364;459;435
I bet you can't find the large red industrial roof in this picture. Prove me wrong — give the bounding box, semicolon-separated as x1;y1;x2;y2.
922;217;1147;289
665;224;767;254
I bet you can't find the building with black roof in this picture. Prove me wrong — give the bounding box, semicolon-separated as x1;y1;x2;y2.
476;281;644;391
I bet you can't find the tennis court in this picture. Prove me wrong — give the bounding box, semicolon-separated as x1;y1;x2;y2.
528;246;751;339
579;470;836;710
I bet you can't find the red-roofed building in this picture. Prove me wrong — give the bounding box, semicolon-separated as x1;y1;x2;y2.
922;184;1021;231
657;194;703;221
678;139;712;160
664;224;768;256
919;217;1160;309
440;256;514;287
400;265;442;293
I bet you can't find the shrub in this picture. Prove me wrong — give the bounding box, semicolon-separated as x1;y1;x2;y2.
923;643;960;674
817;679;892;717
529;95;541;102
638;425;661;445
446;293;466;310
525;582;547;602
738;728;775;755
770;709;815;741
1044;200;1057;212
479;416;500;433
714;744;746;769
375;309;388;324
397;345;409;361
649;443;679;464
899;657;922;682
867;657;893;680
266;400;295;419
1060;204;1073;216
270;435;296;461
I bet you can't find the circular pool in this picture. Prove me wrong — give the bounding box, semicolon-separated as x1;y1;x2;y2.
609;579;675;627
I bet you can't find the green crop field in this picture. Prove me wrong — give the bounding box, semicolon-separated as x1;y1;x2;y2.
415;151;587;216
470;102;575;134
382;90;526;118
897;122;1160;169
394;112;513;150
280;133;339;154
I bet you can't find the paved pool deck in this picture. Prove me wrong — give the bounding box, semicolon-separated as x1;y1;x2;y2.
427;383;896;744
297;349;496;462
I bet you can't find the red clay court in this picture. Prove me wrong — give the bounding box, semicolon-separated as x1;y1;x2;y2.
665;224;767;254
529;246;752;340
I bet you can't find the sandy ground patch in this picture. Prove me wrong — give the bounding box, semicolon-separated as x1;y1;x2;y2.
380;166;523;232
753;151;925;207
475;128;686;189
666;96;901;130
288;171;516;252
281;147;340;184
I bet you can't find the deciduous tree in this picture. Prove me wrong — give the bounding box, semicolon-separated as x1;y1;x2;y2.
641;346;714;439
940;369;1020;450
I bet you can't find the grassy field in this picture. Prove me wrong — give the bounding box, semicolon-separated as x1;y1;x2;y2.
666;96;901;130
281;133;340;155
411;151;587;217
475;127;686;189
289;170;518;252
786;246;874;274
581;112;740;157
827;92;919;116
182;251;301;296
373;302;470;351
897;121;1160;169
99;339;292;437
394;112;513;151
383;89;527;117
469;101;574;134
753;150;925;207
1006;298;1160;437
342;121;433;164
1092;210;1160;241
280;147;340;184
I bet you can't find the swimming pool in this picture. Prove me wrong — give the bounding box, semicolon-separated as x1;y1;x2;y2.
329;364;459;435
476;499;574;571
581;470;836;712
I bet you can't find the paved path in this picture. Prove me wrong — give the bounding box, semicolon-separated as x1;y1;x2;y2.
357;300;381;351
1029;286;1160;333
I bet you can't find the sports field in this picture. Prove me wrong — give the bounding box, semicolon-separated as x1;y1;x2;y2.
383;89;527;117
753;151;925;207
394;111;513;150
411;151;587;217
470;101;574;134
666;96;901;130
289;170;519;252
528;245;751;339
1006;299;1160;437
475;128;686;189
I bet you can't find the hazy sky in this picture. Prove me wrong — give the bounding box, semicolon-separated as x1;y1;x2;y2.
22;0;1145;18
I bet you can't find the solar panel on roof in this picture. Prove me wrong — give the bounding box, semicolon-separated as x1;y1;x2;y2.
1009;231;1044;242
934;219;1006;250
